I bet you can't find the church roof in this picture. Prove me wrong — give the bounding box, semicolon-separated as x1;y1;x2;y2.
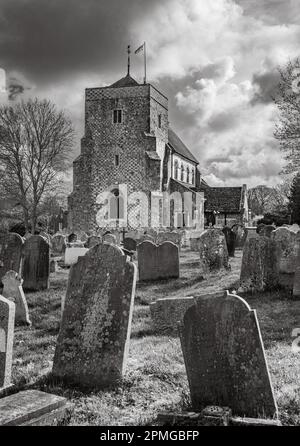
110;74;140;88
168;128;198;164
201;187;244;213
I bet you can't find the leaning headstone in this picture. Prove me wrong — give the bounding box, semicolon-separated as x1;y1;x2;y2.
52;243;137;389
293;233;300;299
137;241;180;281
179;291;278;419
198;229;229;274
2;271;31;326
240;237;280;292
123;237;137;252
51;234;66;256
22;235;50;291
222;227;236;257
271;227;297;274
0;233;24;283
150;297;194;335
0;295;15;393
102;233;117;245
84;236;101;249
64;247;89;266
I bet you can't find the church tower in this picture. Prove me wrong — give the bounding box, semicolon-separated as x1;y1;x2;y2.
68;70;169;233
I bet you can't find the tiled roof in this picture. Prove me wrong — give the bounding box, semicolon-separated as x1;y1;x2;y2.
168;128;198;164
110;74;140;88
202;187;243;213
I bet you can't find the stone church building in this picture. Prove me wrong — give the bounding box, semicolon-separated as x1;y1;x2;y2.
68;71;248;233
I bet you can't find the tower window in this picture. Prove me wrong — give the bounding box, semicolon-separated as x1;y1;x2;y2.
113;109;123;124
115;155;119;166
158;114;162;128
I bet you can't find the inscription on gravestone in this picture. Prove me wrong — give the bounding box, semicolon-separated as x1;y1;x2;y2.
179;291;278;419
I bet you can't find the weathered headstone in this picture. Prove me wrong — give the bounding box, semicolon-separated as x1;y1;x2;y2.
64;247;89;266
150;297;194;335
51;234;66;256
258;225;275;238
271;227;297;274
293;233;300;299
2;271;31;326
0;233;24;283
222;227;236;257
39;232;51;246
179;291;278;419
52;243;137;389
232;224;248;249
102;233;117;244
123;237;137;252
0;295;15;392
240;237;280;292
68;233;77;243
22;235;50;291
198;229;229;274
156;231;182;248
137;241;180;281
84;235;101;249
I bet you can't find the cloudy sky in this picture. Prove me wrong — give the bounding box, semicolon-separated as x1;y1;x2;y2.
0;0;299;187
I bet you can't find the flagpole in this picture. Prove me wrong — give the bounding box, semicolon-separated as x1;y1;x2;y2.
144;42;147;84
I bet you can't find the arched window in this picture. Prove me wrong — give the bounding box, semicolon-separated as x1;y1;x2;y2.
110;188;124;220
191;168;195;185
174;160;179;180
186;166;190;184
181;164;184;182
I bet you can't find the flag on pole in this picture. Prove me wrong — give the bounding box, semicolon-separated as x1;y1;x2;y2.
135;43;144;54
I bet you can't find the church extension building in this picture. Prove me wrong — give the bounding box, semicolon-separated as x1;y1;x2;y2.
68;72;205;233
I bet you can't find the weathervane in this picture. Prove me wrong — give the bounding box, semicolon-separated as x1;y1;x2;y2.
127;45;131;76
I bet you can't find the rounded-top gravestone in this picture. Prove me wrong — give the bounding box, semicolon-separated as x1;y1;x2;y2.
0;233;24;284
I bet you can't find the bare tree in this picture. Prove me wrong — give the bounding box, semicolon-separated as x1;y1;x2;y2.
0;98;74;233
274;58;300;173
248;185;273;216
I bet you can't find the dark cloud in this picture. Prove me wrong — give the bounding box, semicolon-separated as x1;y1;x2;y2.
251;69;280;104
236;0;300;25
0;0;161;85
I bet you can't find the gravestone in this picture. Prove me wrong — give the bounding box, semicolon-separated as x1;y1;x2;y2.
271;227;297;274
232;225;248;249
240;237;280;292
52;243;137;389
198;229;229;274
39;232;51;246
156;231;182;248
123;237;137;252
293;233;300;299
102;233;117;245
150;297;194;335
68;233;77;243
179;291;278;419
0;233;24;283
0;295;15;392
137;241;180;281
139;234;155;244
22;235;50;291
222;227;236;257
84;236;101;249
50;259;57;273
51;234;66;256
259;225;275;238
2;271;31;326
64;247;89;266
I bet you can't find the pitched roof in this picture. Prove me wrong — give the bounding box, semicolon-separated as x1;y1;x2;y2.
202;187;243;213
110;74;140;88
168;128;198;164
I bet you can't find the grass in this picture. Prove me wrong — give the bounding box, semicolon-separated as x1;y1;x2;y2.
9;249;300;425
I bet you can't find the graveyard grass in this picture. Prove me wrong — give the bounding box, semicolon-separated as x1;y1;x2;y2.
11;250;300;426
